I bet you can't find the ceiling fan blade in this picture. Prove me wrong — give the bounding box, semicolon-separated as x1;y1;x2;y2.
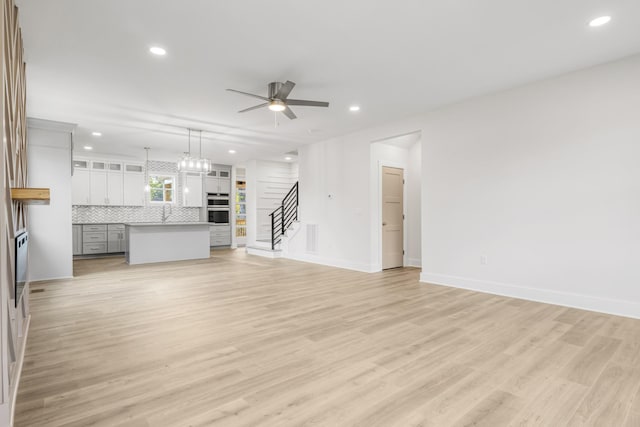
282;106;297;120
285;99;329;107
226;88;269;101
275;80;296;100
238;102;269;113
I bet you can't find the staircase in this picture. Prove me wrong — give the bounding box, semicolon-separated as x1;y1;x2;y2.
247;182;298;258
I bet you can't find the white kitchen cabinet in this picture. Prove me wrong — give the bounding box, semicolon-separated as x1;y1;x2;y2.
89;163;123;206
218;177;231;194
205;166;232;194
107;170;123;205
124;163;144;173
183;173;203;207
90;170;108;205
123;172;145;206
91;160;107;171
72;169;91;205
205;176;217;194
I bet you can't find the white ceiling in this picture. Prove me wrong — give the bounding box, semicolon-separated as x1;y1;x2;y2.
17;0;640;163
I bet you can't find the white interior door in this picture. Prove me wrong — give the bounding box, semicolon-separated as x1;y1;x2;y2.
382;166;404;269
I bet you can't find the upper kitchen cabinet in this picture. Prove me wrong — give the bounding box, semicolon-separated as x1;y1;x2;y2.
123;162;145;206
72;159;91;205
72;158;145;206
89;161;123;205
205;165;231;195
183;173;203;207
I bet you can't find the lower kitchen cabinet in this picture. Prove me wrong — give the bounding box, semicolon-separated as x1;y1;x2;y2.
107;224;126;253
83;242;107;254
72;225;82;255
76;223;127;256
210;225;231;247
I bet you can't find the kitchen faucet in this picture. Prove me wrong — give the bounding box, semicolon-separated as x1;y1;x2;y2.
162;203;172;223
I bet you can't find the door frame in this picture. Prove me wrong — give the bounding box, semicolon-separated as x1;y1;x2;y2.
377;160;407;271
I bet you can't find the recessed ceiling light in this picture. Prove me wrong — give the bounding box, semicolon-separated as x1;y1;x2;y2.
589;16;611;27
285;156;292;161
83;146;93;150
228;150;236;154
149;46;167;56
91;131;102;137
349;105;360;112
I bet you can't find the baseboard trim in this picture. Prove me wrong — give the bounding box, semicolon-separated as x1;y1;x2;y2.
29;275;73;283
284;253;376;273
246;246;282;259
420;272;640;320
9;314;30;427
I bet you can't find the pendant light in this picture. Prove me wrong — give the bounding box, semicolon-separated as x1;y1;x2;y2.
177;129;211;173
144;147;151;192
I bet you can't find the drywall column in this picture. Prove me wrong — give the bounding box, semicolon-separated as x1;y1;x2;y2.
406;141;422;267
27;118;76;281
245;160;258;248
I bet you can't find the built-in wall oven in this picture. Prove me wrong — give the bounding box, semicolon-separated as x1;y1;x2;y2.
208;208;230;224
207;194;230;224
207;194;230;208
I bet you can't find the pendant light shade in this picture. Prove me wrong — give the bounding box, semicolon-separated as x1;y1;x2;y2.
177;129;211;173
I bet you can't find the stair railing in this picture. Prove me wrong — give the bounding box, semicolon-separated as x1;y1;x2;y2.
268;182;298;250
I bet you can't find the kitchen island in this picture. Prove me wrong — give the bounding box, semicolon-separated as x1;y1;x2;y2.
125;222;210;265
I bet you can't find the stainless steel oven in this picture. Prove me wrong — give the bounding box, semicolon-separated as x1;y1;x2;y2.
207;194;230;207
208;208;230;224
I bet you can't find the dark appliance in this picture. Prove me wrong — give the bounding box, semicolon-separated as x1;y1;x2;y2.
15;230;28;307
208;208;230;224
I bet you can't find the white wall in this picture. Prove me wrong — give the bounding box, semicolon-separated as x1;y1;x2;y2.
294;54;640;318
420;54;640;318
407;141;422;267
244;160;258;247
292;137;373;271
27;121;75;281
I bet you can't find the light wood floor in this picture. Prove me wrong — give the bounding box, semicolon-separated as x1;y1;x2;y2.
15;250;640;426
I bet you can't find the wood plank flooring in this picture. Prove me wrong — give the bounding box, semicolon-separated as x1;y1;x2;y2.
14;250;640;426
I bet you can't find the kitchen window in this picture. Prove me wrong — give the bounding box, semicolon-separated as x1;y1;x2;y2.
148;174;175;203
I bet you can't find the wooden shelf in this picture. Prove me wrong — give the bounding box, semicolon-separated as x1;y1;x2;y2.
11;188;50;205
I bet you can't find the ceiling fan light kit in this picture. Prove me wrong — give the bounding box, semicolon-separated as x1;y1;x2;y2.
227;80;329;120
268;99;286;112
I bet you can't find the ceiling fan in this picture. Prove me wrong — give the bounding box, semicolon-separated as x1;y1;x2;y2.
226;80;329;120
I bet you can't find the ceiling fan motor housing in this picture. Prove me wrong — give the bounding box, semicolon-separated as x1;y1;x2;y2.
268;82;283;99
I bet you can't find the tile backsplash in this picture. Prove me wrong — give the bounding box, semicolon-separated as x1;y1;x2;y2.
72;205;201;224
72;159;203;224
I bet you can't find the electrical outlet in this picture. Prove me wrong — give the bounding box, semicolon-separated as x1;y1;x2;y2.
480;255;488;265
